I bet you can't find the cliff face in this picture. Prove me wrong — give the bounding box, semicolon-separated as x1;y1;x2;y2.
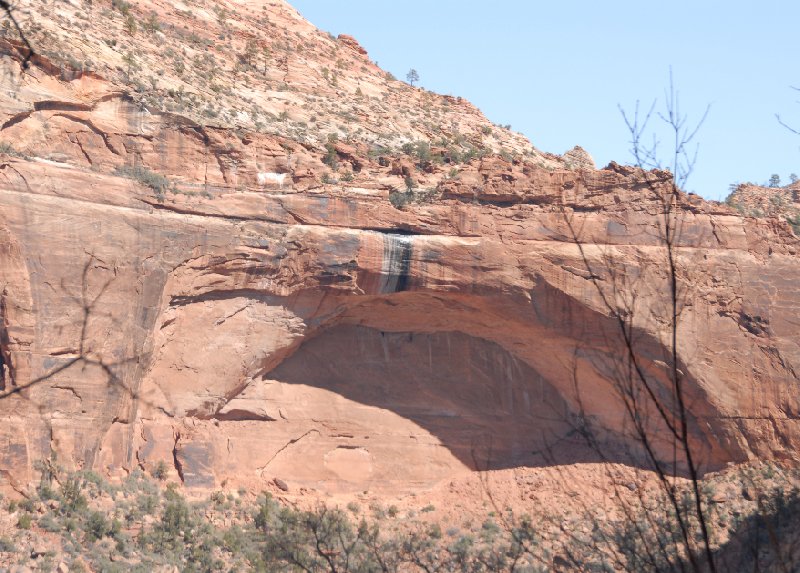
0;0;798;495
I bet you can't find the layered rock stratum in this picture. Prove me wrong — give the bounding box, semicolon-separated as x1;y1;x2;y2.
0;0;798;498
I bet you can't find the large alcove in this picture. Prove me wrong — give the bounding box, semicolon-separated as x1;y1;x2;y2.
265;323;594;470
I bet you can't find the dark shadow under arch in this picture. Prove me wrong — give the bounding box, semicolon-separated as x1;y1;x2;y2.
256;284;728;476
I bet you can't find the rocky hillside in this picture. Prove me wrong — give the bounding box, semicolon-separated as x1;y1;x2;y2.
5;0;554;165
726;180;800;233
0;0;798;508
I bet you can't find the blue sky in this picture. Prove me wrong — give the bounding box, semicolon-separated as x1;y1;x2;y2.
291;0;799;201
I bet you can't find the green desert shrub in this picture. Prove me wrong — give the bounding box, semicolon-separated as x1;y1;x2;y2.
84;511;111;542
114;165;172;202
16;513;33;530
389;190;413;209
0;537;14;552
150;460;169;482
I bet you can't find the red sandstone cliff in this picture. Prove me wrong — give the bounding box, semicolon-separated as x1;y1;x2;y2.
0;0;797;496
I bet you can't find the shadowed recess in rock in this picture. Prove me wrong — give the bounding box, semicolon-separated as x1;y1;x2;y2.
0;349;6;391
265;324;603;470
0;307;12;392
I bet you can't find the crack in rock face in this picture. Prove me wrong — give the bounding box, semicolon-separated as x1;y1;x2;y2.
0;346;9;392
